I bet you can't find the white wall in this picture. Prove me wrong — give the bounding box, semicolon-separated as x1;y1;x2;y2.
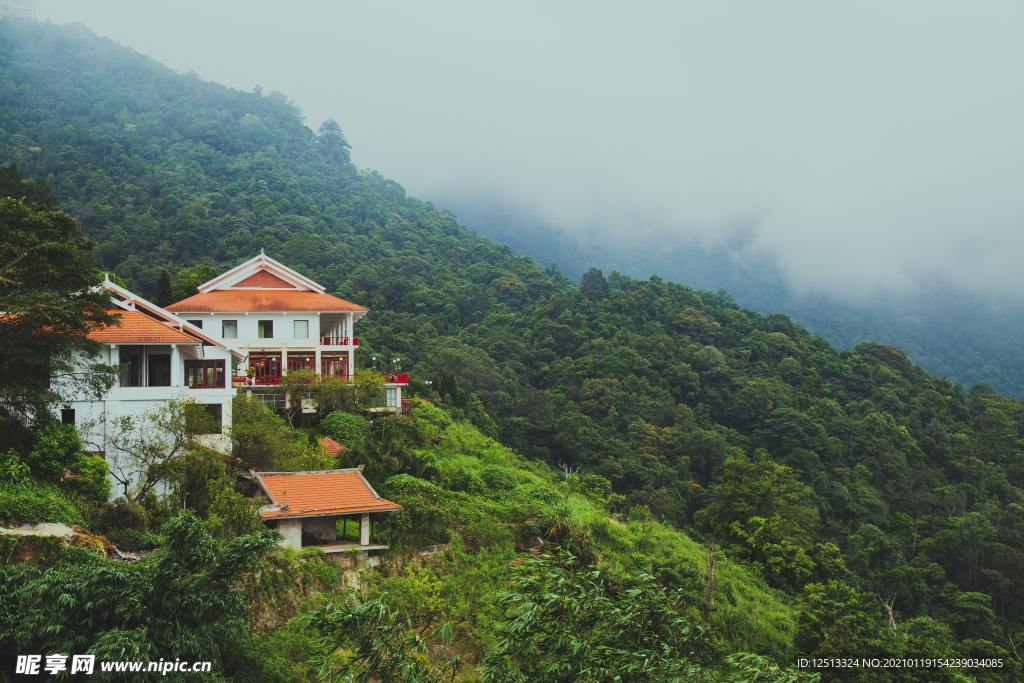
176;312;354;350
56;343;236;499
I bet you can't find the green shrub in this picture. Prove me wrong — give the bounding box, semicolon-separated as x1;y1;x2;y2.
65;453;111;503
0;480;85;526
460;517;514;552
447;468;486;494
204;477;265;540
24;424;83;482
378;474;454;547
0;450;30;484
232;395;305;468
104;527;161;551
320;411;371;452
480;465;519;492
98;497;149;531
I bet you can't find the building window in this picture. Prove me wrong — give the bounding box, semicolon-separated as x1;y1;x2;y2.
119;346;144;387
184;359;225;388
258;320;273;338
61;408;75;426
222;320;238;338
184;402;223;434
294;319;308;339
203;403;223;433
187;319;204;329
147;353;171;387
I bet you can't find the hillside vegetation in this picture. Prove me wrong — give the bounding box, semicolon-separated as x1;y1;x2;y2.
2;20;1024;680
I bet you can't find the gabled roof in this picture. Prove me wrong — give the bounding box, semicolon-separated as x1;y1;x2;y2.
95;278;244;358
197;251;325;293
166;251;367;314
166;290;367;313
253;468;400;519
88;309;198;344
319;437;349;458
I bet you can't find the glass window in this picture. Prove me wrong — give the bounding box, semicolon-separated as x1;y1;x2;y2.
119;346;144;387
203;404;223;433
61;408;75;426
147;353;171;387
294;319;308;339
184;359;225;388
222;319;238;339
258;320;273;338
187;319;203;329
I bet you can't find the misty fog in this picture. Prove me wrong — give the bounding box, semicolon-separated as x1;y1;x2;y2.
39;0;1024;303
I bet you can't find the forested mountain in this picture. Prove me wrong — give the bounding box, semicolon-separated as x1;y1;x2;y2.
445;197;1024;396
3;19;1024;679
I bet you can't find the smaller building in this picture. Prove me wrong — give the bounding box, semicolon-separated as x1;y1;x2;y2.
253;468;400;562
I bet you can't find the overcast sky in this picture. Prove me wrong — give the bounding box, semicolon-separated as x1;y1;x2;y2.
38;1;1024;301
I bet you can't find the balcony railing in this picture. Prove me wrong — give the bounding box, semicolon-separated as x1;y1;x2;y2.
319;335;359;346
233;371;407;387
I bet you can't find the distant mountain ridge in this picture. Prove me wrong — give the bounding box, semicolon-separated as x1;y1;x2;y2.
441;196;1024;396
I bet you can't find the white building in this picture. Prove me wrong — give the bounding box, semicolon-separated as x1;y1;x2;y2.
60;278;243;457
166;252;407;409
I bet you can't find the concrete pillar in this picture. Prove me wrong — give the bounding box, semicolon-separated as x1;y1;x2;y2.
315;347;322;377
278;519;302;549
110;344;120;385
360;514;370;545
169;344;182;387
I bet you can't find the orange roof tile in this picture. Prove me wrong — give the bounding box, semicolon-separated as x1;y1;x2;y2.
233;271;297;288
255;469;400;519
167;290;367;313
319;437;349;458
87;309;198;344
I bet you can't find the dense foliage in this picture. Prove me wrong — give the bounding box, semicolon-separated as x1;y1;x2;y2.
2;19;1024;679
0;166;116;448
455;196;1024;397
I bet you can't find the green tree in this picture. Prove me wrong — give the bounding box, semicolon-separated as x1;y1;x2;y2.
0;197;116;444
580;267;610;300
154;268;172;306
698;450;819;589
0;511;277;676
482;551;709;682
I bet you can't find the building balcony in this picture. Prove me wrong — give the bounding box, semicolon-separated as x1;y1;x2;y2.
232;371;408;387
319;335;359;346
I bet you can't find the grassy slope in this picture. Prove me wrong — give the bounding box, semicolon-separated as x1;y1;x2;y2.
248;404;797;674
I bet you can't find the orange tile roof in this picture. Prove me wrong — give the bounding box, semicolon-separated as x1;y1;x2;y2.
167;290;367;313
87;309;198;344
319;437;349;458
233;271;296;288
255;469;400;519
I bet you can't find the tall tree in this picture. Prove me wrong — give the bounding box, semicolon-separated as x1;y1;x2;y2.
154;268;172;306
0;197;116;445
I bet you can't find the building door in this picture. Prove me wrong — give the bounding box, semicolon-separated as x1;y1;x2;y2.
250;354;282;384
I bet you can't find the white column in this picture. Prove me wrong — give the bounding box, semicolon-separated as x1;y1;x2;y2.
315;347;322;377
281;348;287;378
170;344;181;386
360;514;370;545
109;344;120;385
